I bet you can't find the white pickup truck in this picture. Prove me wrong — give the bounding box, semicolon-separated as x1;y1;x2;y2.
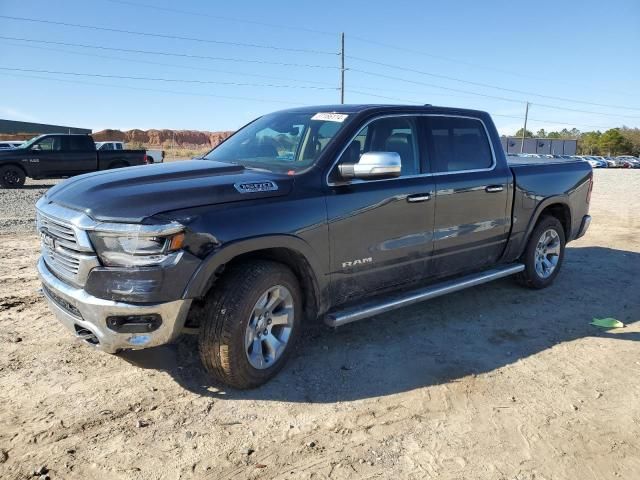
95;141;164;163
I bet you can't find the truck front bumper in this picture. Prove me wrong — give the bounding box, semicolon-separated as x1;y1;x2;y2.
37;257;192;353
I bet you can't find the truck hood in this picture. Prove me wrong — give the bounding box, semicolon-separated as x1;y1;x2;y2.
43;160;293;223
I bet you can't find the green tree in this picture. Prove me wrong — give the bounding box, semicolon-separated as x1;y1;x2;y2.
514;128;533;138
536;128;547;138
619;127;640;156
547;131;562;139
598;128;633;156
579;131;602;155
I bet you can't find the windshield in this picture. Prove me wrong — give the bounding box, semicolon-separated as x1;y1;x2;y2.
18;135;46;149
204;111;349;174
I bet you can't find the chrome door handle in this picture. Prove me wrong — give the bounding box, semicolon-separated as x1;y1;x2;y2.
485;185;504;193
407;193;431;203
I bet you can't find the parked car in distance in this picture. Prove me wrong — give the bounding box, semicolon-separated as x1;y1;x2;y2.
35;104;593;388
95;141;165;164
145;149;165;164
581;156;606;168
95;141;125;151
0;134;147;187
617;156;640;168
0;141;25;150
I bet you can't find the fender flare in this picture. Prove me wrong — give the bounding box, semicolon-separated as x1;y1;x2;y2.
517;195;572;258
182;234;327;301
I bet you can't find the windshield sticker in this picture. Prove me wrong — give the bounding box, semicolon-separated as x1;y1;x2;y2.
234;181;279;194
311;112;348;123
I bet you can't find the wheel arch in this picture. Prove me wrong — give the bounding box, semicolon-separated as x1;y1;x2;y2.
0;162;28;176
519;197;572;258
183;235;327;322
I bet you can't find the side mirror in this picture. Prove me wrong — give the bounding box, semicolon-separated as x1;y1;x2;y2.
338;151;401;180
31;144;41;151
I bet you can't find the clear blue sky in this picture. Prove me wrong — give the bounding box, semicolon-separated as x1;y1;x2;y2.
0;0;638;135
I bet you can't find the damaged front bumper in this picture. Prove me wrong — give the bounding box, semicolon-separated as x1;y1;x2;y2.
37;257;192;353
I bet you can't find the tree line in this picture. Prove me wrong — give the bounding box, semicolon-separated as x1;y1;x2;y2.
511;126;640;156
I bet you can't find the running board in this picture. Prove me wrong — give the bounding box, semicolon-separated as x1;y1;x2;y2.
325;263;525;327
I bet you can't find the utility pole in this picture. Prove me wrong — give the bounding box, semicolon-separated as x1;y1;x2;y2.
340;32;345;104
520;101;530;153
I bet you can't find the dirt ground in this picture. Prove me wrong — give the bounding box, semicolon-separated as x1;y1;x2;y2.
0;170;639;480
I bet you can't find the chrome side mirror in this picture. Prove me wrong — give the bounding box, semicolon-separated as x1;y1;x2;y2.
338;151;401;180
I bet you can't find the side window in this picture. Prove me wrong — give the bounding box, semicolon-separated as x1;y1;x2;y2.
115;143;123;150
34;137;61;152
427;117;493;172
334;117;420;180
68;136;93;151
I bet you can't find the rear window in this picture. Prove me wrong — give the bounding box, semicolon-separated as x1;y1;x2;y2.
427;117;493;172
67;136;94;151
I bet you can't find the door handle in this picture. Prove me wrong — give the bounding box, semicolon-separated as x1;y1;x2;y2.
485;185;504;193
407;193;431;203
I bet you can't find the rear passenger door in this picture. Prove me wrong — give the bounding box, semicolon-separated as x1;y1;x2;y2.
326;115;436;305
425;115;511;277
60;136;98;175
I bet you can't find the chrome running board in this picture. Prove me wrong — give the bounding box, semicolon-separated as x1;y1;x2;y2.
325;263;525;327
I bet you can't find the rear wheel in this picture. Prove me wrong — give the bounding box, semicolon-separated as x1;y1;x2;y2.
198;260;302;389
516;216;566;289
0;165;26;188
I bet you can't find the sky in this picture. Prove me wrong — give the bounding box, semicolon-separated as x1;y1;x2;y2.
0;0;639;135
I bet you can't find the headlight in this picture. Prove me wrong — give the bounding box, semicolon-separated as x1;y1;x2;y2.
88;222;185;267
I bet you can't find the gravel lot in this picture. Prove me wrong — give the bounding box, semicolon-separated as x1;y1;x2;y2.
0;170;639;480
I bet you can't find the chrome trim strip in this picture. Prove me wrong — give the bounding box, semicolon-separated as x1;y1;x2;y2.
325;263;525;327
326;113;499;187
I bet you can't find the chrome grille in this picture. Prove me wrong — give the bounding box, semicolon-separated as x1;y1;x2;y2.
42;241;81;276
37;212;77;245
36;206;99;287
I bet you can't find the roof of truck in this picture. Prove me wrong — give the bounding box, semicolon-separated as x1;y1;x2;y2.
275;104;491;117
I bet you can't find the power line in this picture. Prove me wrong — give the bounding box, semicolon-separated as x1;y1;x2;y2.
348;68;640;120
1;39;337;87
346;89;614;130
0;36;339;70
346;34;634;100
489;114;611;131
104;0;337;36
0;67;339;90
347;55;640;112
0;71;305;106
0;15;338;55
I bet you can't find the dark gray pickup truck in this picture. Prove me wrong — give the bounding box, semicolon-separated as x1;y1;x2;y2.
35;105;592;388
0;133;146;187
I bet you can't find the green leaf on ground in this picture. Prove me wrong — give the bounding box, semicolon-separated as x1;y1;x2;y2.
590;318;625;329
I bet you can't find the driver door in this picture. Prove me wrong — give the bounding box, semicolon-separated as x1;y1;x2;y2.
30;136;64;177
326;115;436;305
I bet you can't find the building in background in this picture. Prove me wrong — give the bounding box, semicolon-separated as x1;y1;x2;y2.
501;137;577;155
0;119;91;140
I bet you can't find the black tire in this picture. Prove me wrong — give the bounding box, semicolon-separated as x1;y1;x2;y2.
198;260;302;389
516;215;566;289
0;165;26;188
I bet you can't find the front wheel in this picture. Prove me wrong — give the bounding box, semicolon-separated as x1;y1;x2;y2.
0;165;26;188
198;260;302;389
516;216;566;289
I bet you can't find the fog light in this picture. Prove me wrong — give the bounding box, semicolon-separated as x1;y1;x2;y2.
106;314;162;333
